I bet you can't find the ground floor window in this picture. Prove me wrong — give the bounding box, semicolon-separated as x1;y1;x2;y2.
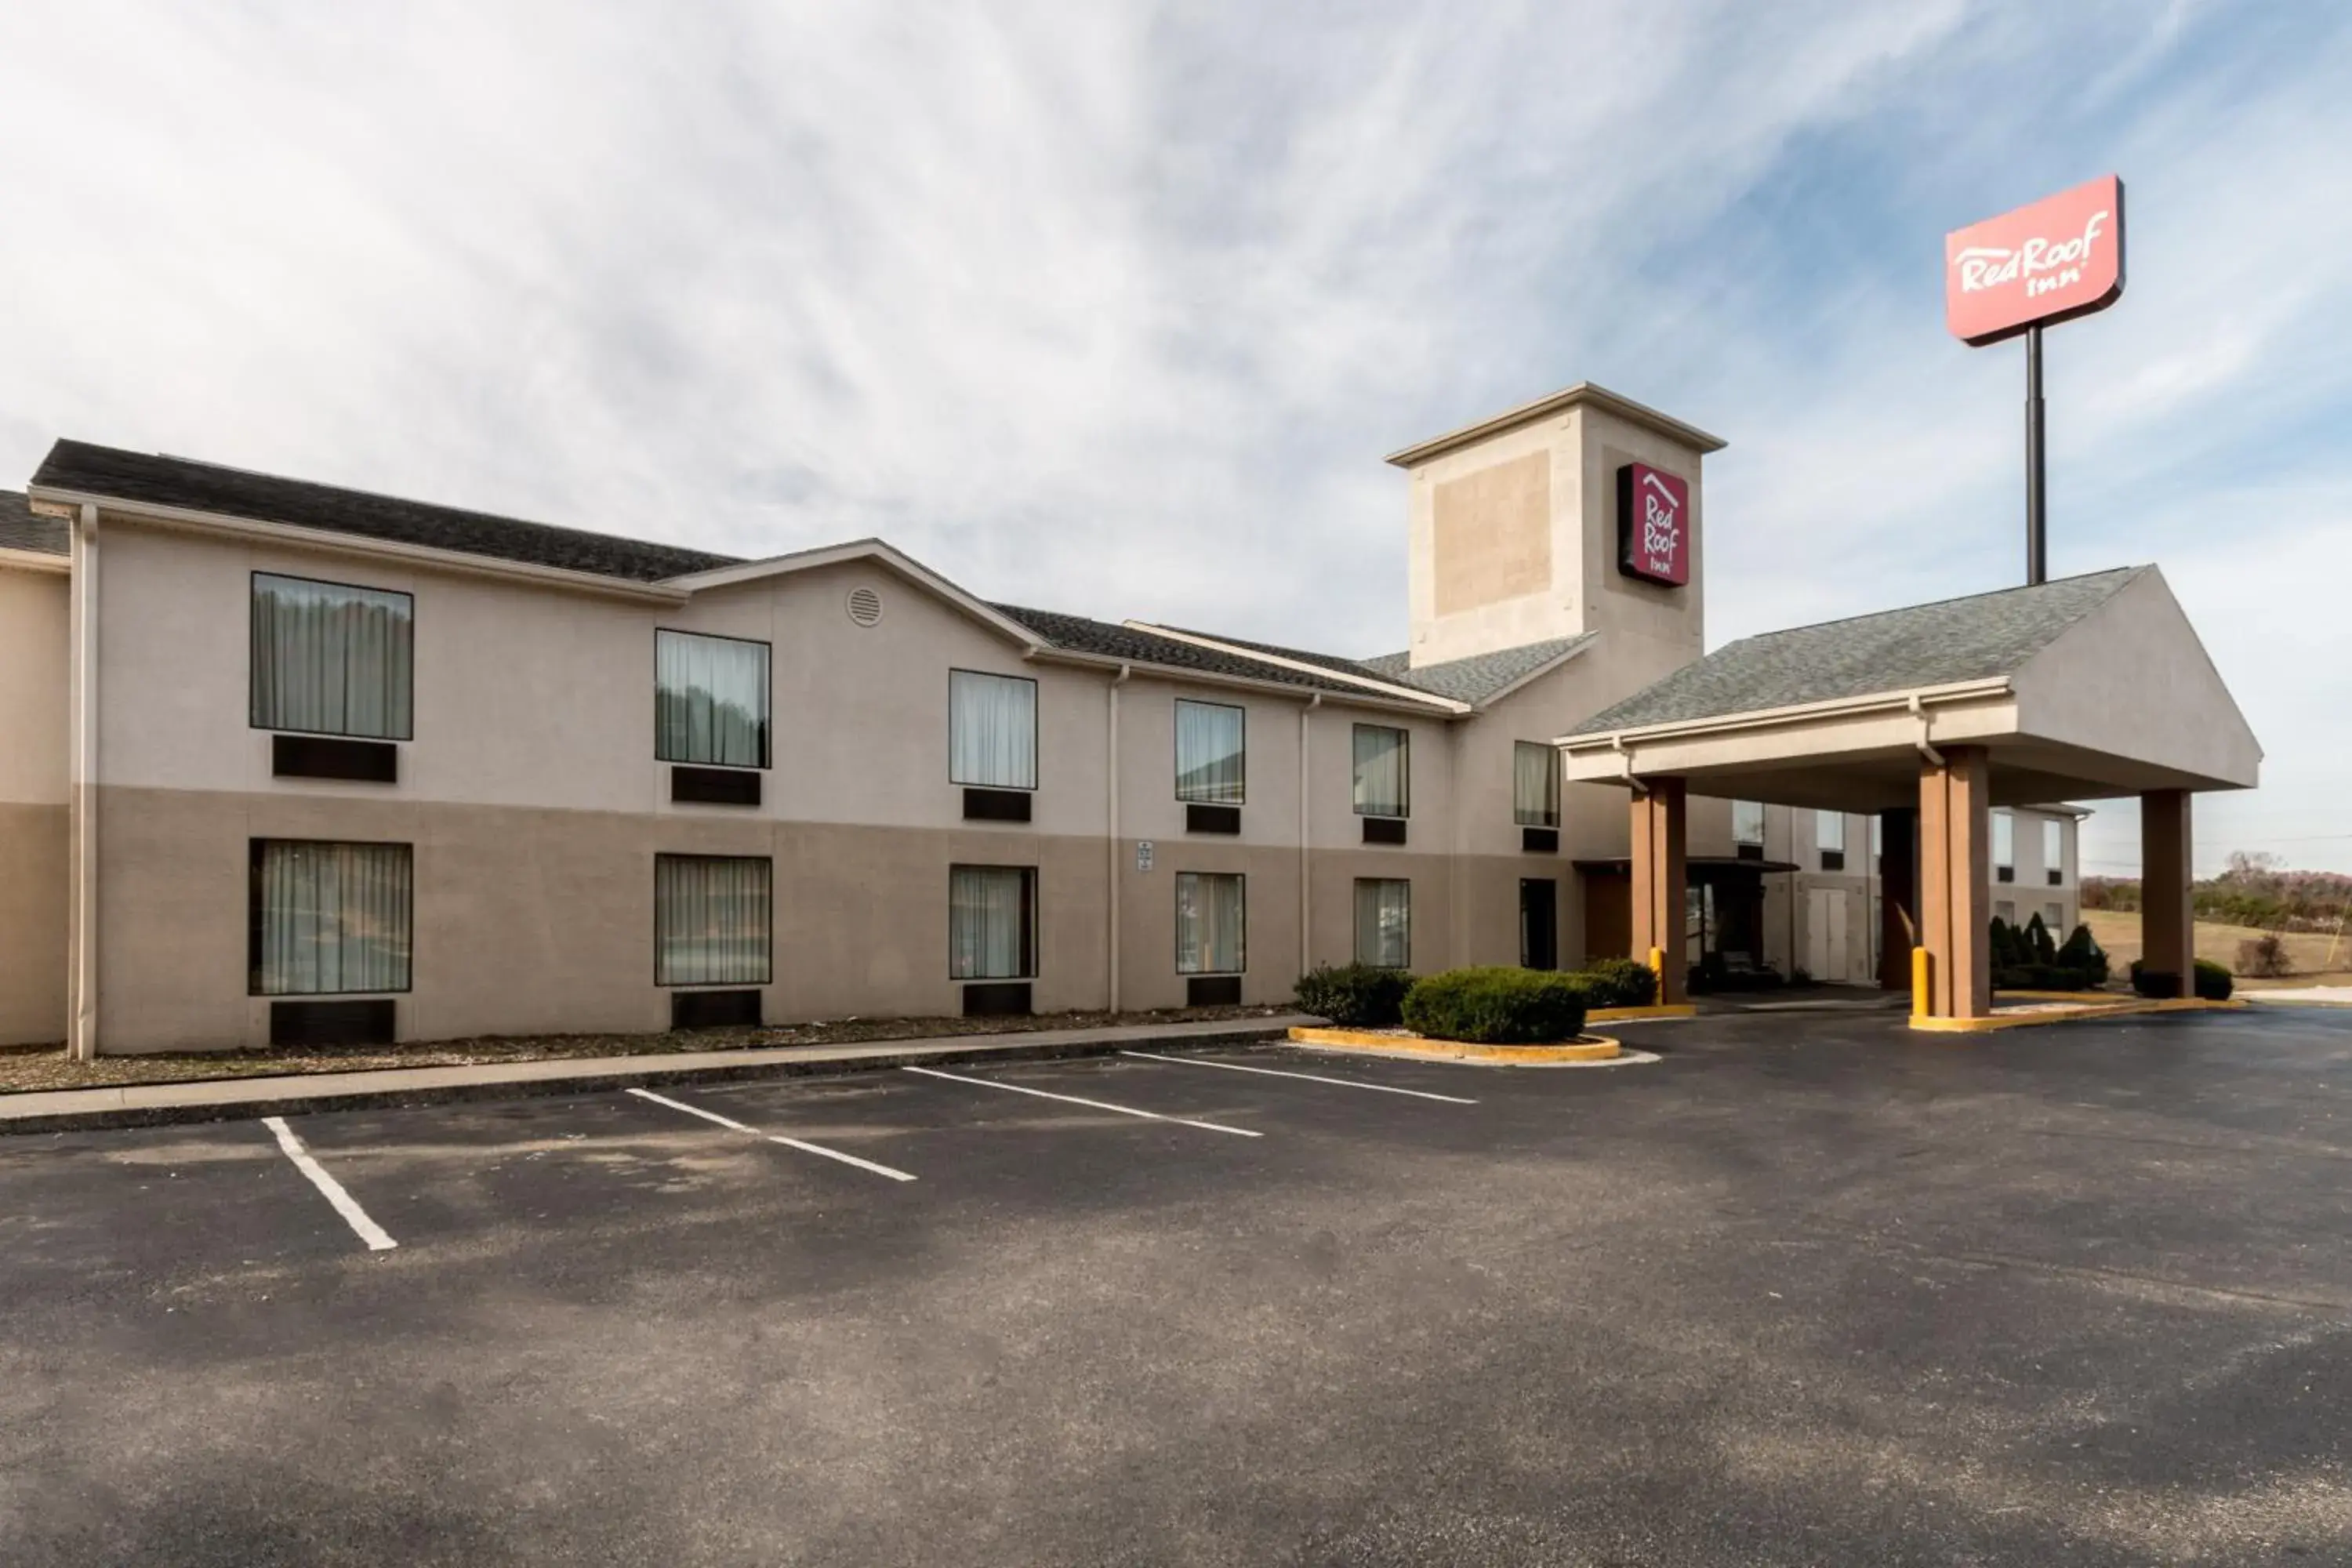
1994;899;2016;925
951;865;1037;979
1353;878;1410;968
2045;902;2065;930
1176;872;1245;974
249;840;413;996
655;855;773;986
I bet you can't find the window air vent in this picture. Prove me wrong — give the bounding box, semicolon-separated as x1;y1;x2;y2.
847;586;884;626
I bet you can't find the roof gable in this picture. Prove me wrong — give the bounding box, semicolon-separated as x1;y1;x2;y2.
1564;567;2147;738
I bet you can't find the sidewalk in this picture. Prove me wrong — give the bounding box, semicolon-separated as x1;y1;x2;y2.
0;1015;1312;1136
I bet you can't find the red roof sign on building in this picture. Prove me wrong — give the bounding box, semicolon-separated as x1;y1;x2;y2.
1946;175;2125;346
1617;463;1690;587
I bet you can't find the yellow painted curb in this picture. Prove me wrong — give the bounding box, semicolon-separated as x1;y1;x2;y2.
1287;1025;1623;1063
1585;1004;1698;1022
1910;996;2247;1033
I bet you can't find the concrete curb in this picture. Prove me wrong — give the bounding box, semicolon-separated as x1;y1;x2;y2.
1287;1025;1624;1065
1907;996;2245;1033
0;1018;1308;1136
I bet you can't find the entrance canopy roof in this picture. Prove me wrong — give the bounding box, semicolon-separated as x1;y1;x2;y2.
1557;565;2260;813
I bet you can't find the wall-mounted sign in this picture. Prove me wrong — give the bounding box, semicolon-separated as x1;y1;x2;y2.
1135;840;1154;873
1616;463;1690;586
1945;174;2125;346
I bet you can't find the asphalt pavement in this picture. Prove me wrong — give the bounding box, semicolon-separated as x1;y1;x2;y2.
3;1007;2348;1566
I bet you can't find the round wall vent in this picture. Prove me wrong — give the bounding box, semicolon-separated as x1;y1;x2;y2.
846;585;884;627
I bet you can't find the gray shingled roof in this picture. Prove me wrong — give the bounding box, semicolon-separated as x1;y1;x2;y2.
1153;625;1586;704
31;440;739;583
990;605;1424;699
0;490;67;555
1563;567;2145;738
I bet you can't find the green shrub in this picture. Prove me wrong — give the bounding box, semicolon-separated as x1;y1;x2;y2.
1995;964;2092;993
2195;958;2234;1000
2022;913;2059;965
2055;924;2110;985
1293;963;1414;1026
1399;967;1589;1044
2127;957;2234;1000
1570;956;1658;1009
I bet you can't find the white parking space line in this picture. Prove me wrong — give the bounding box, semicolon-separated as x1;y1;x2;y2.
263;1116;397;1252
626;1088;917;1182
901;1065;1262;1137
1119;1050;1479;1104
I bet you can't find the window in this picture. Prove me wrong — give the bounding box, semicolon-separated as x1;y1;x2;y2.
2045;902;2066;930
1817;811;1845;871
950;670;1038;789
950;865;1037;979
655;855;772;986
1993;810;2015;881
655;630;771;768
1352;725;1410;818
2043;818;2064;884
1995;900;2017;924
1176;872;1245;975
1513;742;1559;828
249;840;412;996
1732;800;1766;847
1871;814;1884;869
1354;878;1411;968
1174;700;1245;804
250;572;414;739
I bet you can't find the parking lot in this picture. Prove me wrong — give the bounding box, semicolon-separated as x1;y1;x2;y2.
4;1007;2350;1566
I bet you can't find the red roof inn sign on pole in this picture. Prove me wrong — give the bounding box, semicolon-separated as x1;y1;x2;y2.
1947;174;2126;584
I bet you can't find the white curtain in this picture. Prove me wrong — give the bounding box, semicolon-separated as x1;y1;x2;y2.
950;671;1038;789
1174;701;1246;804
1352;725;1409;817
1817;810;1846;853
656;855;772;986
950;866;1034;979
253;840;412;995
1353;878;1410;968
1177;872;1245;974
1513;742;1558;826
656;630;770;768
250;574;413;739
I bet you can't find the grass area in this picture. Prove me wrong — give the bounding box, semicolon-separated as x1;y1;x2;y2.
2082;909;2352;986
0;1004;1295;1098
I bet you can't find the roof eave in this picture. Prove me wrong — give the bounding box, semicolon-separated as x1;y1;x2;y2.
1555;677;2015;750
27;485;692;604
1026;646;1460;713
1385;382;1727;468
0;544;70;575
1122;622;1473;713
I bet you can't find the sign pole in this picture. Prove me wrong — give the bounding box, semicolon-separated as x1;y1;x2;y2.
2025;322;2046;586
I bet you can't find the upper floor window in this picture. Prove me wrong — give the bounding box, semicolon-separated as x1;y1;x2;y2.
1352;724;1410;818
950;670;1038;789
250;572;413;740
1817;811;1846;872
656;630;771;769
1513;742;1559;828
2043;818;2064;884
1732;800;1766;847
1993;809;2016;882
1174;699;1245;804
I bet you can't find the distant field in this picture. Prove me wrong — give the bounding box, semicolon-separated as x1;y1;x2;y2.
2083;909;2352;984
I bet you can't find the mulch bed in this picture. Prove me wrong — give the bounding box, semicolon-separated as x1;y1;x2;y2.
0;1004;1294;1096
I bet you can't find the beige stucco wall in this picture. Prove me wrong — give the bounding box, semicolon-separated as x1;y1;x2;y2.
0;563;68;1044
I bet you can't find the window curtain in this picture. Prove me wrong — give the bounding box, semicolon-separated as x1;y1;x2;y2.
1992;810;2014;869
1817;811;1846;853
252;840;412;996
250;574;414;739
1512;742;1559;827
1176;872;1245;974
1174;701;1246;804
655;855;773;986
1352;725;1409;817
656;630;770;768
950;866;1035;979
1353;878;1410;968
949;671;1038;789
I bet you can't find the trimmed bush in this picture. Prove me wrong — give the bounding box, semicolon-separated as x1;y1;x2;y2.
1294;963;1414;1027
2022;913;2059;965
2127;957;2234;1000
2055;924;2110;986
1570;956;1659;1009
1400;967;1590;1045
1995;964;2092;992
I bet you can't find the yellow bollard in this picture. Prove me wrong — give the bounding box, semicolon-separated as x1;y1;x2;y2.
1911;946;1932;1018
1648;946;1665;1001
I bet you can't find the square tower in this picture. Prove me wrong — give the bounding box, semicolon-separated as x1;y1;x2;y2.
1385;383;1723;693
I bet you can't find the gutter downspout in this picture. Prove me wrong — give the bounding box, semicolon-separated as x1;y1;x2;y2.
1907;694;1945;767
1611;734;1647;795
1108;664;1131;1012
1300;694;1321;972
69;504;98;1061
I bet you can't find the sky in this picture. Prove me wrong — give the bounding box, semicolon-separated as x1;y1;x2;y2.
2;1;2347;877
